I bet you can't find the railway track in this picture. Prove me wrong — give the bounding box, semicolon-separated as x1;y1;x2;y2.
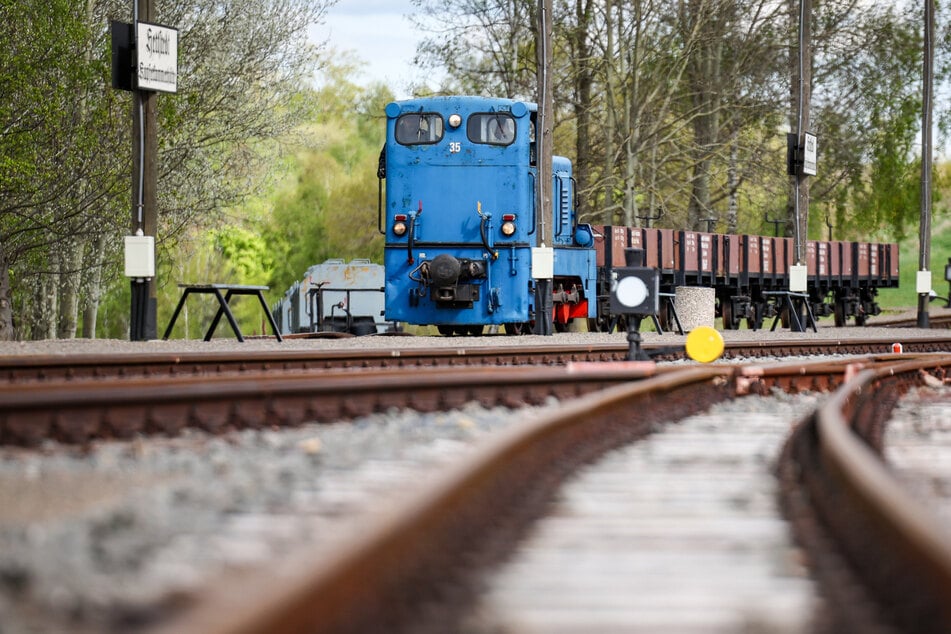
779;354;951;633
120;352;948;634
2;341;951;632
0;362;672;446
2;336;947;446
871;308;951;329
0;335;947;384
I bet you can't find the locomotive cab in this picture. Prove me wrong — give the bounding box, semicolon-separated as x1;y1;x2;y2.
380;96;597;334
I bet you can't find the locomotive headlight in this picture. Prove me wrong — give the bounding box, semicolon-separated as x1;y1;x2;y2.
448;113;462;128
393;213;408;236
500;213;516;237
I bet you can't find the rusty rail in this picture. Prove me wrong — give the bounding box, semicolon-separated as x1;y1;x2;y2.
1;337;949;384
142;365;734;634
0;362;685;446
780;353;951;633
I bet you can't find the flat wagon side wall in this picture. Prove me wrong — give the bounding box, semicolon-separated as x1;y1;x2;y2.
593;225;899;297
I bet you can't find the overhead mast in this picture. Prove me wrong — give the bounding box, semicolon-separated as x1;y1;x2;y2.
918;0;935;328
533;0;554;335
131;0;159;341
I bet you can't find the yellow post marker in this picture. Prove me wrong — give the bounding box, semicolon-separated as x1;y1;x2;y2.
685;325;725;363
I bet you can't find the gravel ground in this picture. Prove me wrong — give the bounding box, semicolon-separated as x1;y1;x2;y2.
884;381;951;524
0;315;945;633
0;400;558;634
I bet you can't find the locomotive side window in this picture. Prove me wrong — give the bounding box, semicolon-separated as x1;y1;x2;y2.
395;113;444;145
467;113;516;146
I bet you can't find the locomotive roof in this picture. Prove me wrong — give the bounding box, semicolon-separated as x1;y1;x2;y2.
384;95;536;116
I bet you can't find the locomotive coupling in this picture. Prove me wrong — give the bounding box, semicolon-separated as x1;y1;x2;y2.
425;254;487;287
420;254;488;308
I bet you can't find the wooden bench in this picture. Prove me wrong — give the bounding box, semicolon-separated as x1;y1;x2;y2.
162;284;283;342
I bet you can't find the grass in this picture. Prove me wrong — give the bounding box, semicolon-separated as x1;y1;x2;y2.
876;216;951;313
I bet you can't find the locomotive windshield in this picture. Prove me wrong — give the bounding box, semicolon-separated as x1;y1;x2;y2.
395;113;444;145
467;113;516;146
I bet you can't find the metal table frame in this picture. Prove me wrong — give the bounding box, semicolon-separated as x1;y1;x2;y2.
762;291;817;333
162;284;283;342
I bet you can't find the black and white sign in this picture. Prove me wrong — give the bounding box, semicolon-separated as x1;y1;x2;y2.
136;21;178;93
609;267;659;316
802;132;817;176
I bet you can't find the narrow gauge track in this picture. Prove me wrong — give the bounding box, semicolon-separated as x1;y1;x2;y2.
0;335;948;385
0;362;671;446
123;354;951;634
0;345;938;446
871;310;951;329
779;354;951;633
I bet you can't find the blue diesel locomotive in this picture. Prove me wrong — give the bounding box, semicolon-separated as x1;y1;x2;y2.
379;95;899;335
379;96;597;335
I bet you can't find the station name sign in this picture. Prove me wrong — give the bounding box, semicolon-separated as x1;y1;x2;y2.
136;21;178;93
801;132;817;176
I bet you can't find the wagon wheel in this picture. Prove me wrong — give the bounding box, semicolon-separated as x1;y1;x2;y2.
833;300;847;327
587;316;614;333
746;304;762;331
721;300;737;330
655;302;671;333
554;320;570;333
780;299;806;331
465;325;484;336
437;325;455;336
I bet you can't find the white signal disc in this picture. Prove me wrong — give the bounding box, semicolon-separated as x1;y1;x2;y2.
616;276;648;308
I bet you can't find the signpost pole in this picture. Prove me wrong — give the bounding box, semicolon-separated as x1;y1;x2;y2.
533;0;554;335
130;0;157;340
124;1;177;340
917;0;934;329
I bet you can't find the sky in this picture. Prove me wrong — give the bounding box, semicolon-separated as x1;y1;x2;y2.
312;0;428;99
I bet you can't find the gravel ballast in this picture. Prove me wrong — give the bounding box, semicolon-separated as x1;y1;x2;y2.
0;400;557;634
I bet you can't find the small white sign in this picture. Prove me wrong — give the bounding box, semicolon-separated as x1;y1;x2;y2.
136;21;178;93
802;132;817;176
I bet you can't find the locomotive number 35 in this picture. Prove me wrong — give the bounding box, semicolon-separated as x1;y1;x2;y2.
449;142;461;153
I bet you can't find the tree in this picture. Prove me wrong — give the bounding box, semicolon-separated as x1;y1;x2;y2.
256;73;391;300
409;0;947;242
0;0;336;340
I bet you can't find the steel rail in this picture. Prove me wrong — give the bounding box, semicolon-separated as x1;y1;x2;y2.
1;336;949;384
734;353;938;394
871;311;951;329
781;353;951;633
0;362;687;446
142;365;734;634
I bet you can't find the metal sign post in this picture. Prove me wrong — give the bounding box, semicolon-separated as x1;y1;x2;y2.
112;0;177;340
918;0;935;328
533;0;554;335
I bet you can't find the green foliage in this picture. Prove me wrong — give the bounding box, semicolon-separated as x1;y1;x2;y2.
210;227;273;284
251;77;391;299
877;215;951;310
